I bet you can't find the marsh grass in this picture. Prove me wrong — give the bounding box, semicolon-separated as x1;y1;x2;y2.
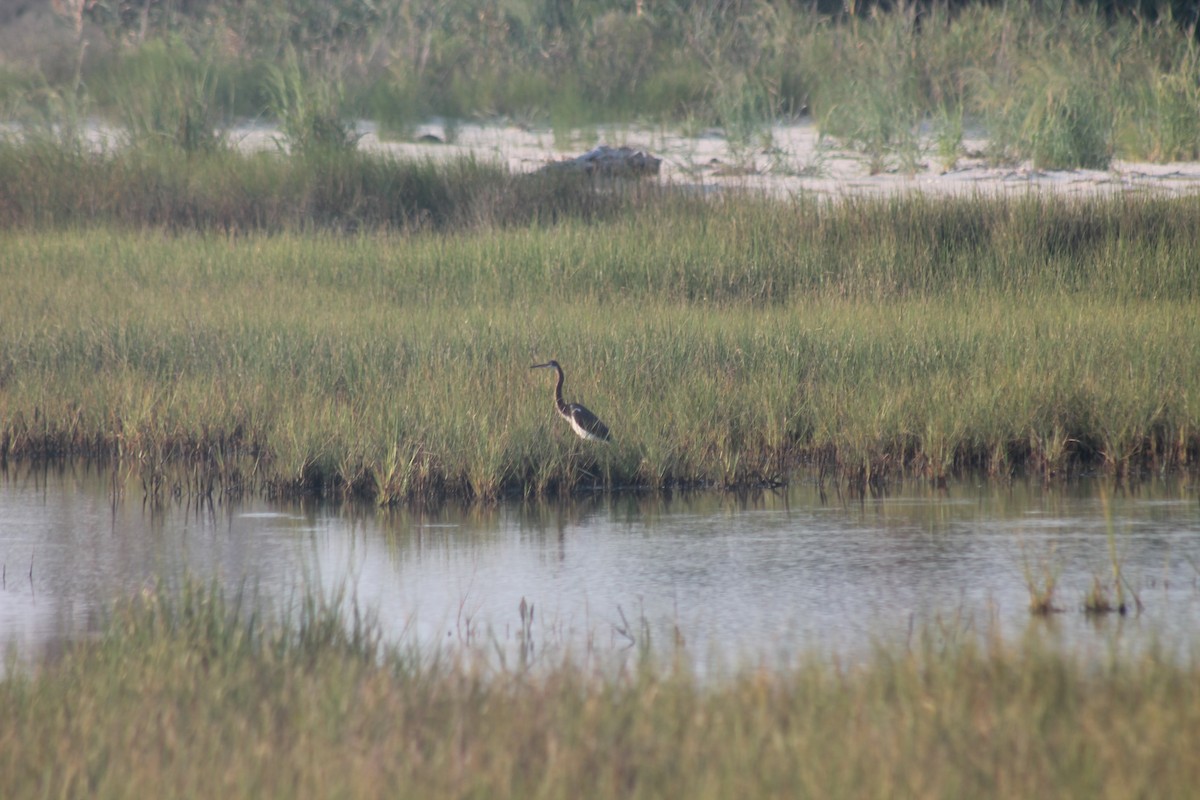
1;186;1199;501
2;581;1200;799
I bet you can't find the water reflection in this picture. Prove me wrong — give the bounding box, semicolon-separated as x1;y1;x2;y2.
2;463;1199;672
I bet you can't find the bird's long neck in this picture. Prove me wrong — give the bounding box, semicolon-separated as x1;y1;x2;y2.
552;366;569;416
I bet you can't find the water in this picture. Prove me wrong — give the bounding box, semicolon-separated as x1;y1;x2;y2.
2;463;1199;672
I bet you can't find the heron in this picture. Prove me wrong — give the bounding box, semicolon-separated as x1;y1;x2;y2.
530;360;612;442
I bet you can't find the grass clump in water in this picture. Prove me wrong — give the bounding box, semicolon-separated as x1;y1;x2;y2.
1023;553;1063;616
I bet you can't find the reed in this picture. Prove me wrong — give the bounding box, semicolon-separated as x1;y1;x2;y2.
1;581;1198;799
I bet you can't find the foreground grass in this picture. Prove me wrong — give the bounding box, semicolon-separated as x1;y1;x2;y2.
1;583;1198;798
2;190;1199;500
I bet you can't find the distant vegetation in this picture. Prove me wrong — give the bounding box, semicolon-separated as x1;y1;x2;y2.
1;0;1199;167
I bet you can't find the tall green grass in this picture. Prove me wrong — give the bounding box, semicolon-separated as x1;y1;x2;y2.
1;188;1198;500
2;581;1199;798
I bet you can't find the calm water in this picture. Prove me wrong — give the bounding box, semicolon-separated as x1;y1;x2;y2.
2;464;1199;671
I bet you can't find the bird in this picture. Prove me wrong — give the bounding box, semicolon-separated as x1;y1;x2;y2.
530;360;612;442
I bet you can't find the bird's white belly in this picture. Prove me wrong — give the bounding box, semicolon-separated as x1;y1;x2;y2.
569;417;604;441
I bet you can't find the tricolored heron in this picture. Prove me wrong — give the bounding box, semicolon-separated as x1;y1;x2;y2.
530;360;612;442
